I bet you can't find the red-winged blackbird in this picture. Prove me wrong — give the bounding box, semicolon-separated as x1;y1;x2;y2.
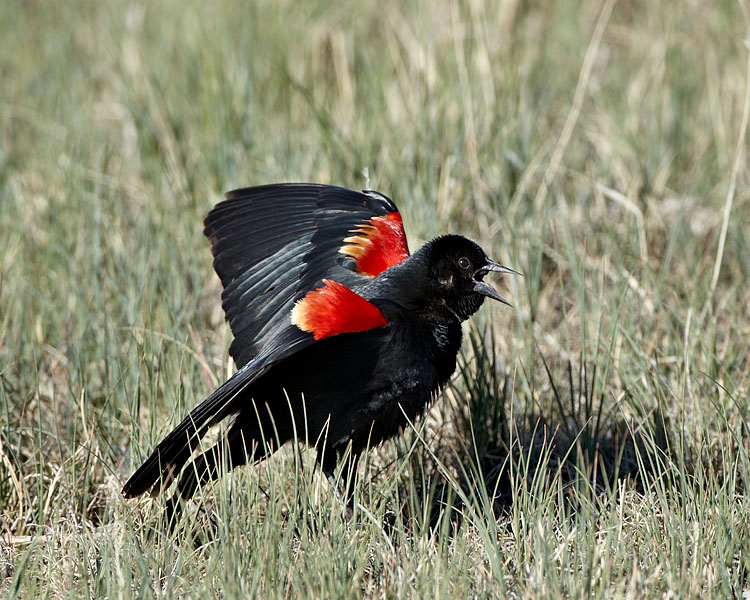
122;183;516;515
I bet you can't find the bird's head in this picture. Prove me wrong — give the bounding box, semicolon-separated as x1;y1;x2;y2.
414;234;518;321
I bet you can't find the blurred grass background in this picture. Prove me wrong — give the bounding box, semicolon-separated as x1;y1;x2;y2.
1;0;749;597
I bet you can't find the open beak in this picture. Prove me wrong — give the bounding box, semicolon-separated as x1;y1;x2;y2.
473;260;520;306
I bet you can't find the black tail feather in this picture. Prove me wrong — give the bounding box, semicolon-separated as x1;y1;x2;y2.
122;364;260;498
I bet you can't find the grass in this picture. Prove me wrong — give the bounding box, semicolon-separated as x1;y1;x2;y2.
1;0;749;597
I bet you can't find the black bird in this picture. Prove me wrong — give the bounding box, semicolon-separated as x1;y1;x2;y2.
122;183;516;516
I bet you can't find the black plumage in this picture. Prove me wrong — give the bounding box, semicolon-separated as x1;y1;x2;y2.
122;183;516;515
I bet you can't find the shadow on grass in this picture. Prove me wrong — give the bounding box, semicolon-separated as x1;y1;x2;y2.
378;330;680;535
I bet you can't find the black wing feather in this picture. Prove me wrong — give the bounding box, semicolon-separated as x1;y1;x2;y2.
204;183;402;368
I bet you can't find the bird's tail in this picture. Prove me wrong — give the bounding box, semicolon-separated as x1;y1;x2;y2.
122;365;257;498
122;414;213;499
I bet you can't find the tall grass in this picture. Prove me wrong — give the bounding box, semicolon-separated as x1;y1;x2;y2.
1;0;749;597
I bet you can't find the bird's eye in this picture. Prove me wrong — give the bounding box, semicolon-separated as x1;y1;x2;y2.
458;257;471;269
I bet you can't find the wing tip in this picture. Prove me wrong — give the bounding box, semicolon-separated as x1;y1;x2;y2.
361;189;398;213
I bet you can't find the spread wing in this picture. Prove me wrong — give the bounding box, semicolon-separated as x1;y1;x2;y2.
203;183;410;368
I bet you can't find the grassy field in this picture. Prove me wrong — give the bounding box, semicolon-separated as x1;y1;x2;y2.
2;0;749;597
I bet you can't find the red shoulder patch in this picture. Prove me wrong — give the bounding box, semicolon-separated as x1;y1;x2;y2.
339;212;410;276
291;279;387;341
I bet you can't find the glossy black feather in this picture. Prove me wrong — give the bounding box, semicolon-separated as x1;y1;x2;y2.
204;183;402;368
